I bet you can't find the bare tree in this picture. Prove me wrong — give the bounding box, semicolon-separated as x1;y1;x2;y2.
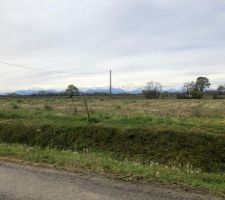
142;81;162;99
183;81;195;95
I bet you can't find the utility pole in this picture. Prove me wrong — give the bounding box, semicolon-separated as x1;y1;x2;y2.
110;70;112;97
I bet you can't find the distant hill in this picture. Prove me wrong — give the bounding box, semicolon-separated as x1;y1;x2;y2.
14;89;62;95
0;86;181;96
2;87;143;95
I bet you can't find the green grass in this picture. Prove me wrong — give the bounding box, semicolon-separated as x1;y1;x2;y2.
0;122;224;172
0;143;224;196
1;97;225;134
0;97;225;172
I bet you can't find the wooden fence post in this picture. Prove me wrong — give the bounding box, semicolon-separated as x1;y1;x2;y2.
83;98;90;125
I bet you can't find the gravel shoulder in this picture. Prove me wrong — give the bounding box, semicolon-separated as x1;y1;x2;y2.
0;161;222;200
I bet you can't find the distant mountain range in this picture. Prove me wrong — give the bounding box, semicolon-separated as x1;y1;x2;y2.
0;87;181;96
81;87;144;94
14;89;61;95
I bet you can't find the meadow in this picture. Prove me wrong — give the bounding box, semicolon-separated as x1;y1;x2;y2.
1;96;225;131
0;96;225;195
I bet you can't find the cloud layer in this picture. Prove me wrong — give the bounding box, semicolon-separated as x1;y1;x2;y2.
0;0;225;91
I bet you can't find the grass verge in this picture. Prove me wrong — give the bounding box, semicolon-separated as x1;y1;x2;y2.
1;122;225;172
0;143;224;197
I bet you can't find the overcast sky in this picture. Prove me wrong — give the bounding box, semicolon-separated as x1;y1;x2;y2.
0;0;225;91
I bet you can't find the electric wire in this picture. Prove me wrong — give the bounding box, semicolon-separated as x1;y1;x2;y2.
0;61;108;76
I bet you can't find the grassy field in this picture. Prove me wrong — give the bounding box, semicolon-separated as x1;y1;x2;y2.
0;96;225;195
0;96;225;133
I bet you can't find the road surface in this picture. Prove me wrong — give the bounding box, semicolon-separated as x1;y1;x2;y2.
0;161;222;200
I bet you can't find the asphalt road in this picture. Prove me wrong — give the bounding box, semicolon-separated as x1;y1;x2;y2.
0;161;222;200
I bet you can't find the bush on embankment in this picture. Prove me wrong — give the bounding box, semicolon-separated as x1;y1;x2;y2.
0;121;224;172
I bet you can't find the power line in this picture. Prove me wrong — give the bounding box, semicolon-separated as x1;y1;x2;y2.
0;61;108;76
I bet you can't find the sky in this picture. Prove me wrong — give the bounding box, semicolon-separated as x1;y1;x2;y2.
0;0;225;91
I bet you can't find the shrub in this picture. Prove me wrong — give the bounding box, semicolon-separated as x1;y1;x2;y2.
191;89;203;99
213;94;225;99
142;90;160;99
16;99;23;103
11;103;19;109
115;105;121;109
44;104;52;111
176;93;190;99
176;90;203;99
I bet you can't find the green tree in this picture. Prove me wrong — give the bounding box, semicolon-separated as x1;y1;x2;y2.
217;85;225;95
195;77;210;93
65;84;80;98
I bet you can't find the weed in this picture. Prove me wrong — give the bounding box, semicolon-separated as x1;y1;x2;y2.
115;105;121;109
44;104;52;111
11;103;19;109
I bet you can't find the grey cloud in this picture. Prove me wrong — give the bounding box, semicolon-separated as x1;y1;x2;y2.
0;0;225;90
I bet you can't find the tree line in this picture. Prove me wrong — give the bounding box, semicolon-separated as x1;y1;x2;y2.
22;80;225;99
142;76;225;99
4;77;225;99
